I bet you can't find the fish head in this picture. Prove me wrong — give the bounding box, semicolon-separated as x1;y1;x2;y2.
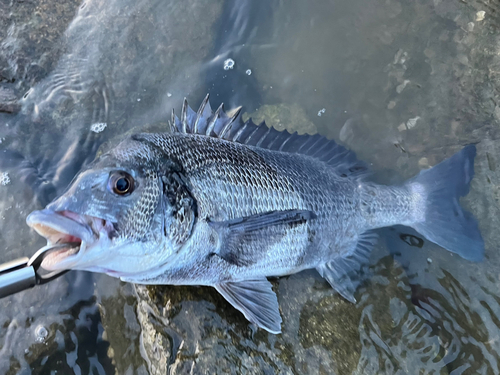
26;136;187;278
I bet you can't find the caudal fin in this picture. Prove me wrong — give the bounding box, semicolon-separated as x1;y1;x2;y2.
409;145;484;261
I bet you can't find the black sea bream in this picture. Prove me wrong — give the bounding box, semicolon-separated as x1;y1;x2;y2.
26;96;484;333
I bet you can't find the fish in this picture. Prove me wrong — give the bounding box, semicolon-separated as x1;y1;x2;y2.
26;95;484;334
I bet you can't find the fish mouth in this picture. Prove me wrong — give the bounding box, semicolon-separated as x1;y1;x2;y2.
26;209;113;271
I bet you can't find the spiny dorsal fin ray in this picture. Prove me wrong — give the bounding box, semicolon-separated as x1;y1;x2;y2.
169;95;368;176
206;103;222;136
194;94;211;134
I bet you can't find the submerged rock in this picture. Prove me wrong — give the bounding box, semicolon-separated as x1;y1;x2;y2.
0;88;20;114
2;0;500;373
0;0;224;373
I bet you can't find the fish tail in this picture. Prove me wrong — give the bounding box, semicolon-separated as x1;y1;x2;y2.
408;145;484;261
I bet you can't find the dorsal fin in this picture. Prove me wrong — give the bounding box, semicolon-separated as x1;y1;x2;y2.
169;95;368;177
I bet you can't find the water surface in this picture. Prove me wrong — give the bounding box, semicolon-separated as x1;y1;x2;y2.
0;0;499;373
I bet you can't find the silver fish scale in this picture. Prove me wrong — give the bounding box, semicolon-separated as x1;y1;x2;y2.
120;169;161;241
138;132;365;270
25;96;481;333
111;138;160;163
359;183;424;228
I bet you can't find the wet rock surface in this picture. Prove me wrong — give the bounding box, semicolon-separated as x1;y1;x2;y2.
0;0;500;374
0;0;80;93
0;0;223;373
135;274;362;374
0;87;20;113
137;0;500;374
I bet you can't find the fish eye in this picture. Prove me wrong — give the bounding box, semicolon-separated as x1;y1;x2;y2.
108;171;134;195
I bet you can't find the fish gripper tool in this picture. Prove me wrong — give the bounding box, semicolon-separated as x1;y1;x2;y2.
0;244;70;298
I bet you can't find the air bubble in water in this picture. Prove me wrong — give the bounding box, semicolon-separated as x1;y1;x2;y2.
167;92;172;97
317;108;326;117
35;325;48;343
245;69;252;75
223;58;235;70
0;172;10;186
90;122;107;133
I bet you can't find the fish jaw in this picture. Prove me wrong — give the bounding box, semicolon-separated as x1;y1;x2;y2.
26;209;113;271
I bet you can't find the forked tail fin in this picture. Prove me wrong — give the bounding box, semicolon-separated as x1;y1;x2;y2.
409;145;484;261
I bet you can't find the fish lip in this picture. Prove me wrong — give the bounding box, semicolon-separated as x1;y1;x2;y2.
26;209;109;270
27;209;94;244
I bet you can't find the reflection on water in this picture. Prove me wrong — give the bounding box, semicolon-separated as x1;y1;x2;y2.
1;0;500;373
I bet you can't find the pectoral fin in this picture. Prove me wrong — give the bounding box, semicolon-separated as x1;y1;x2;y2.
209;209;316;266
215;279;282;334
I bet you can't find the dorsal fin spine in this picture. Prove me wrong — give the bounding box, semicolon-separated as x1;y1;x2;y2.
181;98;189;133
206;104;223;136
255;127;272;148
278;132;294;152
295;135;312;153
266;130;280;149
232;122;248;142
299;136;321;154
167;98;369;179
243;122;262;144
169;109;176;132
311;139;331;157
219;107;241;139
194;94;210;134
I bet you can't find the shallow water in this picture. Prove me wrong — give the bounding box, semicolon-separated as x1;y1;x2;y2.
0;0;500;373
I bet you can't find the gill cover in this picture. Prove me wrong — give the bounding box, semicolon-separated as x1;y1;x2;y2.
161;170;197;247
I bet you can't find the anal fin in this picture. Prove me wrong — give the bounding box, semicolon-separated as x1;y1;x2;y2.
215;279;282;334
317;231;377;303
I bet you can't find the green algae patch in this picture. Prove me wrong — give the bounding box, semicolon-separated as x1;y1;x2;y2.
299;294;362;375
243;104;317;135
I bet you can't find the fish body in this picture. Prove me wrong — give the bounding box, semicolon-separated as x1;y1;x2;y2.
27;96;484;333
103;132;415;284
